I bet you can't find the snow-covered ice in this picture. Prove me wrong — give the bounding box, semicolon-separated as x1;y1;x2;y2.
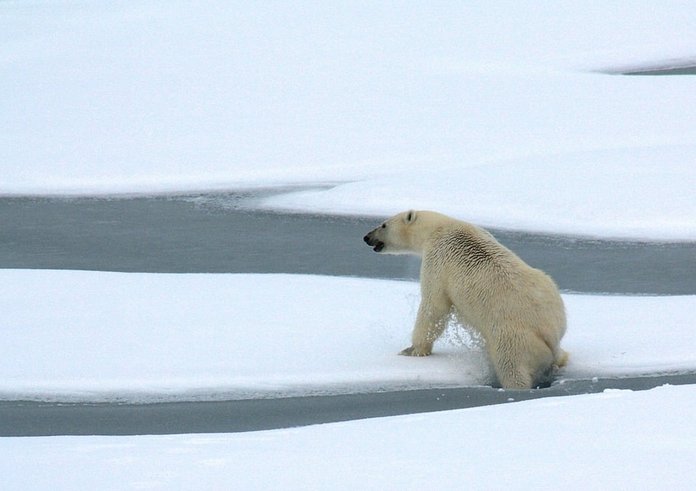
2;270;695;490
2;1;696;239
2;270;694;402
1;384;694;490
2;1;696;488
264;145;696;240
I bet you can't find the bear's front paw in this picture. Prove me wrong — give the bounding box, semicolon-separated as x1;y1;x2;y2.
399;346;431;357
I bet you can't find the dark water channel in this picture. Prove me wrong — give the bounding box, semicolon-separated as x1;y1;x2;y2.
1;193;694;295
622;64;696;76
2;373;695;437
1;192;695;436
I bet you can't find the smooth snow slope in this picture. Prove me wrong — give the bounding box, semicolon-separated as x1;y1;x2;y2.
2;270;694;402
2;1;695;239
1;385;694;490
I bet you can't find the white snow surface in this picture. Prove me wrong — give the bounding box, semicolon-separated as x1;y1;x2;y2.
2;1;696;238
2;384;695;490
2;4;696;487
264;145;696;240
2;270;694;403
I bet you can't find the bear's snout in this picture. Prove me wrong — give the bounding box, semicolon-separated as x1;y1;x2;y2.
363;230;385;252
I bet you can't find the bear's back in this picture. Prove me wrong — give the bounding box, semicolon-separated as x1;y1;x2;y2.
423;222;520;274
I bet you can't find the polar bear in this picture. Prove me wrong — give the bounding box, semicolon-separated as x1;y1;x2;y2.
364;210;567;389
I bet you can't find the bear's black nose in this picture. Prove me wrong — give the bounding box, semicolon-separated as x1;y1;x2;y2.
363;235;370;243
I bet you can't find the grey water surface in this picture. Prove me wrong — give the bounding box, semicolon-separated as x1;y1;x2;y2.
2;373;696;436
1;193;694;294
622;65;696;76
1;192;695;436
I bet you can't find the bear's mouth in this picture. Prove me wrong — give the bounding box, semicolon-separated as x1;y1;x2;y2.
363;234;385;252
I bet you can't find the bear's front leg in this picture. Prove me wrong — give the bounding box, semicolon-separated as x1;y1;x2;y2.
400;294;450;357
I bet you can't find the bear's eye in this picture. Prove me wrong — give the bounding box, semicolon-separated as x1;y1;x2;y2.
381;223;386;229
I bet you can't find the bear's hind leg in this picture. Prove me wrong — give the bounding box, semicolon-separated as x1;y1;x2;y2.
495;367;533;390
490;331;555;390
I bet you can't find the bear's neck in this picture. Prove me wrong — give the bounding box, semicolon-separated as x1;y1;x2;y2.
409;223;449;254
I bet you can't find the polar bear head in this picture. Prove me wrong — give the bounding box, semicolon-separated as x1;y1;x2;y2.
363;210;423;254
364;210;456;255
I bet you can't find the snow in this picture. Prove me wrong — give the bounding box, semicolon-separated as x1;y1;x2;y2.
263;145;696;240
2;384;695;490
4;270;691;491
2;2;696;488
2;270;694;402
2;1;696;239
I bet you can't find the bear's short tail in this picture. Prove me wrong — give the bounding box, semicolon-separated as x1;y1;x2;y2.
553;349;569;369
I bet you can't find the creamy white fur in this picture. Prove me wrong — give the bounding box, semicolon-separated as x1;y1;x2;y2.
365;210;568;389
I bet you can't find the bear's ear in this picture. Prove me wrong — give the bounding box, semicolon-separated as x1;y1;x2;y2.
404;210;417;224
